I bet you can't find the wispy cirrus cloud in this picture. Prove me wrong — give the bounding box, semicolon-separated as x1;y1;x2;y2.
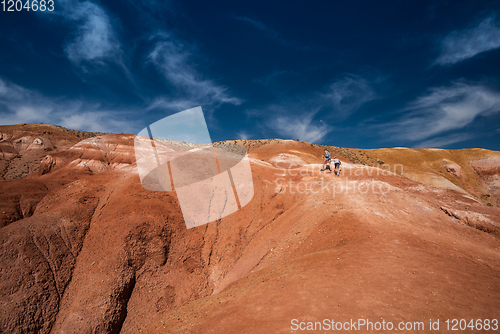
415;133;474;148
246;101;331;143
53;2;240;111
322;74;377;119
248;73;377;143
42;0;122;66
382;82;500;146
63;1;121;64
30;1;241;127
270;111;330;143
0;78;134;133
147;33;242;110
435;15;500;65
237;131;250;140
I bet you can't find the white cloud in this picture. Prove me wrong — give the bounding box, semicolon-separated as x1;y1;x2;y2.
37;2;239;113
58;111;131;132
436;16;500;65
247;73;376;143
0;79;31;100
415;133;473;148
0;78;133;133
60;1;121;64
257;102;330;142
147;34;242;108
323;74;376;119
237;131;250;140
146;97;195;113
383;82;500;144
270;113;330;143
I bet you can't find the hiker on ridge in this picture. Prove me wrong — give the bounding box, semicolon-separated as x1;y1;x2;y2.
321;149;331;171
333;156;341;176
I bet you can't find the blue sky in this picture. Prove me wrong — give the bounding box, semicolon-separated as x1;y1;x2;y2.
1;0;500;150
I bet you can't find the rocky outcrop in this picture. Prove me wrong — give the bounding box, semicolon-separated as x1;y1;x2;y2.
471;156;500;206
37;135;136;176
442;159;463;178
0;144;18;160
0;179;49;227
0;125;83;180
0;132;11;142
38;155;56;176
0;179;100;333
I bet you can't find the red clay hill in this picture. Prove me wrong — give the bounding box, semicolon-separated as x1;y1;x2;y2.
1;124;499;333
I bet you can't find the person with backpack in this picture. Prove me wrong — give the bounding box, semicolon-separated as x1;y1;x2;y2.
321;149;331;171
332;156;341;176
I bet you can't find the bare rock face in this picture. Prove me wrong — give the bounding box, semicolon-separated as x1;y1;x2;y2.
1;124;500;334
42;171;220;334
13;136;51;152
0;178;100;333
38;155;56;176
0;132;11;142
0;144;18;160
0;125;83;180
442;159;463;178
0;179;48;227
71;136;135;170
38;135;136;176
471;156;500;206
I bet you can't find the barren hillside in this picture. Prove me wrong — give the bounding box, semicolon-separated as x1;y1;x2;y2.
1;124;499;333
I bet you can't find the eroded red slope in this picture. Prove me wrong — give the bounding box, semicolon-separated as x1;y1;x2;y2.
0;127;499;334
143;159;500;334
